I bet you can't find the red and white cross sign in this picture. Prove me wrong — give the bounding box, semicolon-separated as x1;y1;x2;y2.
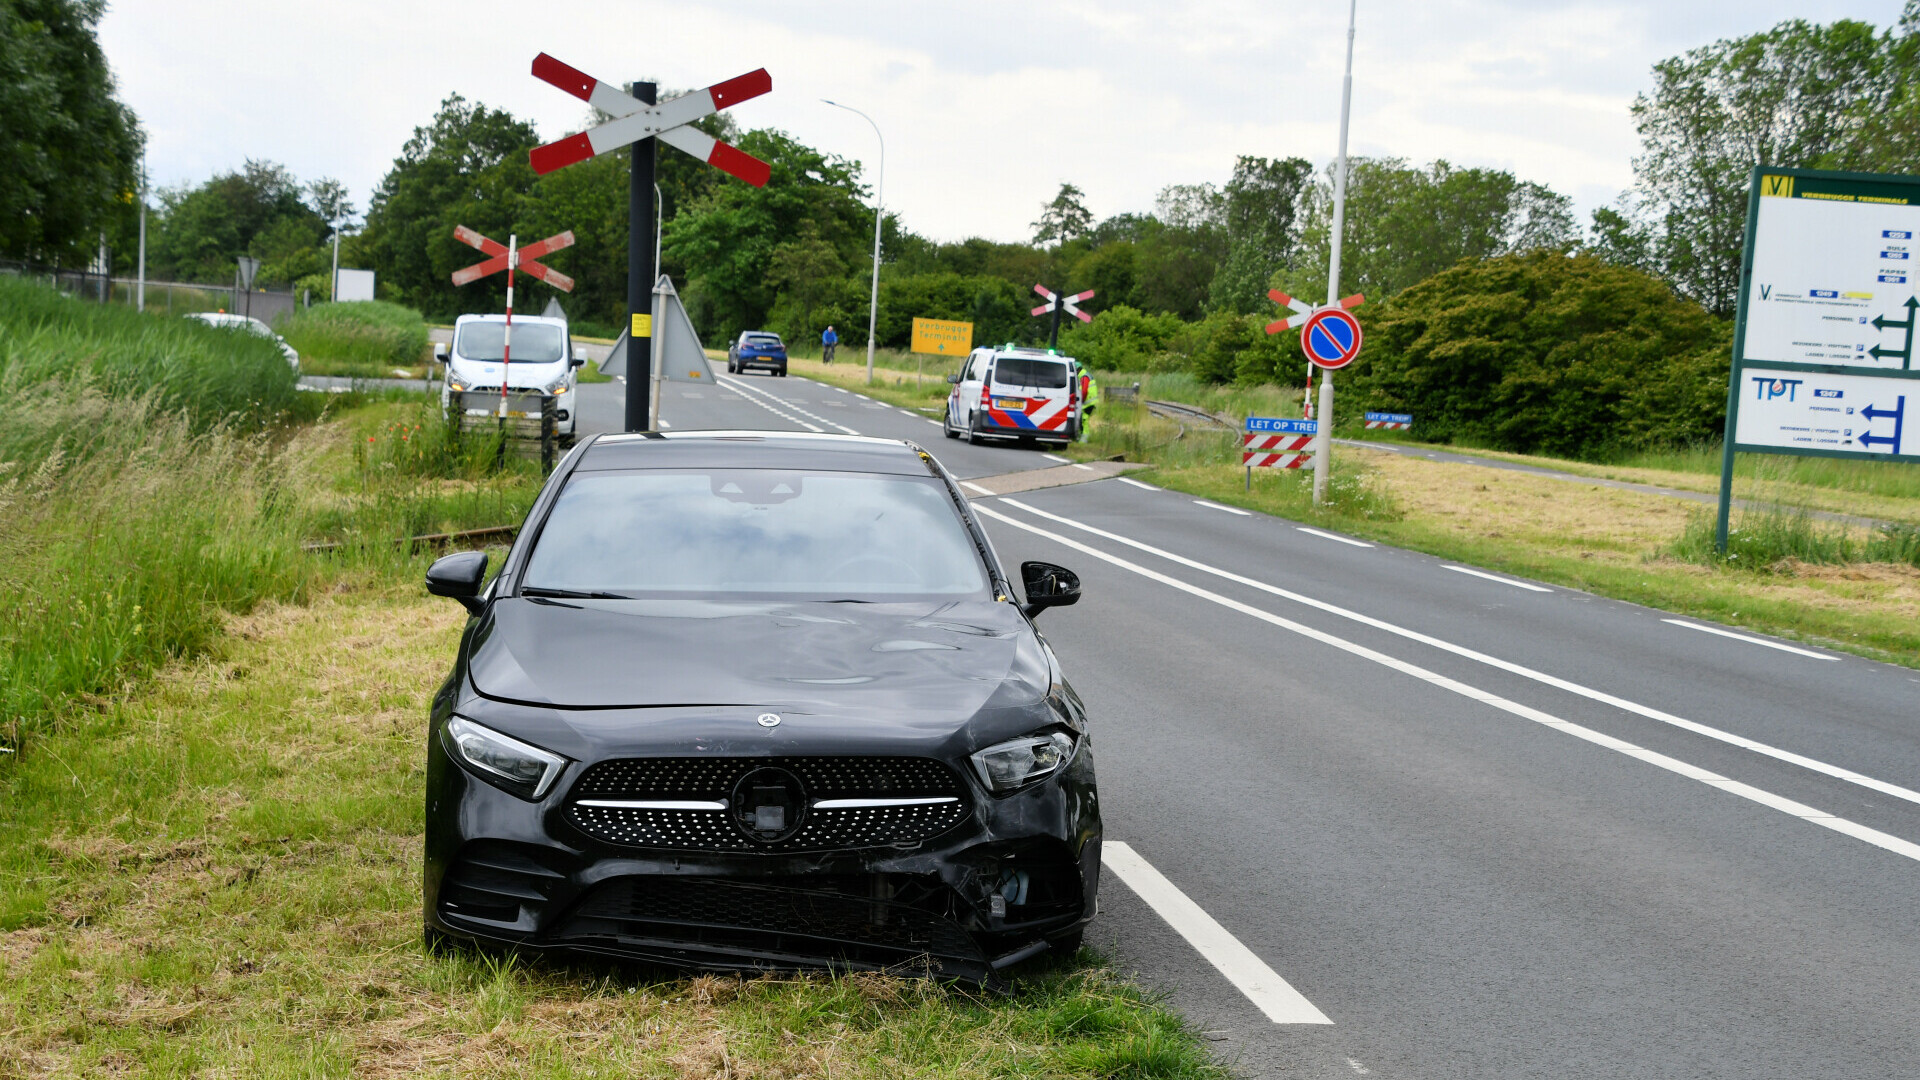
528;54;772;186
451;226;576;292
1032;285;1095;322
1264;289;1363;335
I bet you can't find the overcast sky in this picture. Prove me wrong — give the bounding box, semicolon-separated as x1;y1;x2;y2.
101;1;1902;243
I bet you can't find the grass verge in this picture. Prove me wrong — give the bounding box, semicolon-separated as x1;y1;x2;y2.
281;302;430;378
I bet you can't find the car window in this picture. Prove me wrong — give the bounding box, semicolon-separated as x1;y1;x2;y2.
455;322;565;362
523;470;990;600
744;334;782;348
991;358;1069;389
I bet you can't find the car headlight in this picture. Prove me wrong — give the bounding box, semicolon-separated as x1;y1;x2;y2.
970;731;1076;794
447;377;468;391
550;381;569;395
443;716;566;800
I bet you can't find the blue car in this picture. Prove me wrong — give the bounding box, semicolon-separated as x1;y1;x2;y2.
727;331;788;376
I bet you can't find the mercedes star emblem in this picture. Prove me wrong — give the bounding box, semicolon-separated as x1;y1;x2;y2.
756;712;782;728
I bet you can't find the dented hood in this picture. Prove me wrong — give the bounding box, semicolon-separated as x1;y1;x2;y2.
466;596;1050;718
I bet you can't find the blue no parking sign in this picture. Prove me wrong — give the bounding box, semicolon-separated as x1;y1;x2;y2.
1302;308;1363;369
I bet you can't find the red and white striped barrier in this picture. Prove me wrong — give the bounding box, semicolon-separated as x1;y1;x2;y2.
1364;419;1410;430
1242;433;1314;453
1243;452;1311;469
528;54;772;187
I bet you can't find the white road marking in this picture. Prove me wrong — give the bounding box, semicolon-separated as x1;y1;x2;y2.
1662;619;1837;661
1444;565;1550;592
1041;453;1071;463
1298;527;1373;548
961;481;995;497
988;499;1920;822
1103;842;1332;1025
1117;477;1160;491
708;375;822;432
717;374;856;434
657;418;671;429
1071;463;1097;472
1194;500;1251;517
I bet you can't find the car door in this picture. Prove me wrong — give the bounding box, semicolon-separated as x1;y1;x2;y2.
956;349;988;426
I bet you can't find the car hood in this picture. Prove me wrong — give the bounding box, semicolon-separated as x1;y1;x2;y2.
466;596;1049;718
450;357;566;382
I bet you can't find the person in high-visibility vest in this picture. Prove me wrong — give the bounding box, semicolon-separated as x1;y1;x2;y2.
1078;368;1099;442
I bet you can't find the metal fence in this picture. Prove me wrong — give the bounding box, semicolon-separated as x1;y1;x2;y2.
0;259;299;327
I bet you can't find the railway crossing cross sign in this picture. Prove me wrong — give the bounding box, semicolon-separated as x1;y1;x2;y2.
1032;284;1094;348
527;52;773;432
450;225;577;419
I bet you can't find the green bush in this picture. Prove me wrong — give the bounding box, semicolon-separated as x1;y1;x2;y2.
279;300;429;372
1057;304;1186;370
0;275;299;426
1343;250;1732;459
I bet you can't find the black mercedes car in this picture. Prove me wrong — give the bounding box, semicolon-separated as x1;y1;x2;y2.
421;431;1099;981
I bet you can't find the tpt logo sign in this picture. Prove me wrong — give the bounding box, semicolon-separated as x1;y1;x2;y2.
1752;377;1803;401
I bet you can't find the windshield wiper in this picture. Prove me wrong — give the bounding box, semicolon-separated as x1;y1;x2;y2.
522;586;633;600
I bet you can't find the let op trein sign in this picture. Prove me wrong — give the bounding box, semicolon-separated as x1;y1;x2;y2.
1718;166;1920;548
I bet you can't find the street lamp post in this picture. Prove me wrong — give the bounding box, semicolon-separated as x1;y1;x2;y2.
822;99;884;386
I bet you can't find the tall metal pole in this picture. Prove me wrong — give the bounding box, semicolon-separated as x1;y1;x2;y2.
330;227;341;302
625;81;658;433
649;184;665;432
136;154;147;313
824;100;884;385
1315;0;1358;507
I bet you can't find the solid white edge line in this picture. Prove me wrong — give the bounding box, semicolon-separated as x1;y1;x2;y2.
973;503;1920;865
717;373;859;435
709;373;823;432
1116;477;1160;491
1298;526;1373;548
994;497;1920;811
1194;499;1251;516
1443;564;1550;592
1662;618;1838;661
961;481;995;497
1103;842;1332;1025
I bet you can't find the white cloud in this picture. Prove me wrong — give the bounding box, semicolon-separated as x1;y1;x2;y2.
101;0;1903;242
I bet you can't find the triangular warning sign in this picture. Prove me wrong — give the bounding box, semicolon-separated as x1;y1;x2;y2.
597;275;715;383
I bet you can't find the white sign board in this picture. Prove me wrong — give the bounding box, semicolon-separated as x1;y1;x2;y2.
336;268;376;303
1734;365;1911;456
1744;188;1919;369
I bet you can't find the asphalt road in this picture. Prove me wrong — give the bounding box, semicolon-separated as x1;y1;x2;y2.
575;371;1920;1079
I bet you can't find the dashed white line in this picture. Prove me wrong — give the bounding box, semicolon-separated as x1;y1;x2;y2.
1071;463;1096;472
1117;477;1160;491
1194;499;1251;517
717;374;857;434
974;503;1920;866
1041;453;1071;463
993;498;1920;812
1662;619;1837;661
1444;565;1550;592
1297;526;1373;548
657;418;671;429
960;481;995;497
1103;842;1332;1025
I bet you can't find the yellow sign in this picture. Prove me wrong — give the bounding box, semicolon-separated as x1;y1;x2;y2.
1761;175;1794;199
910;317;973;355
632;313;653;337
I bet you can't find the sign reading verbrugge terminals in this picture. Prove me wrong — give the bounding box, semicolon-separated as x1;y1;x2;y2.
910;318;973;356
1717;167;1920;549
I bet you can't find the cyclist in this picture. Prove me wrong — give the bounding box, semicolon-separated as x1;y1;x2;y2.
821;325;838;365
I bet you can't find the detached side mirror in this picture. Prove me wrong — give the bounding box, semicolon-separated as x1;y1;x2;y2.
426;551;489;614
433;342;449;363
1020;561;1081;619
571;345;587;368
947;373;962;384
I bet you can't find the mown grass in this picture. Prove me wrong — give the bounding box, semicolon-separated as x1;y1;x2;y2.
280;301;430;377
0;589;1222;1077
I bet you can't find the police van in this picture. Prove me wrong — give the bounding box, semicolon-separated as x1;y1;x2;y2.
943;345;1080;449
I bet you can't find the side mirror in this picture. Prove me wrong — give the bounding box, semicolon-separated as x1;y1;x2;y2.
947;373;961;384
426;551;489;614
1019;561;1081;619
433;342;449;363
571;345;587;367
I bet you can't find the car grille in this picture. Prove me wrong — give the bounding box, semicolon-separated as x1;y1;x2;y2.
556;876;983;974
563;756;971;853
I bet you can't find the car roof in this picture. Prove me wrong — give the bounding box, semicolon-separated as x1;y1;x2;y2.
575;431;936;476
455;313;567;329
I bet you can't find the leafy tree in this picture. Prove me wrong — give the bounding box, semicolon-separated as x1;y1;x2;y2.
148;160;326;285
1032;183;1093;249
1210;156;1313;314
0;0;142;265
1626;16;1905;314
766;224;846;342
1344;250;1730;458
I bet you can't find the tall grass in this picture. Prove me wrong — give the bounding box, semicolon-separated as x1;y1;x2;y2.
1606;441;1920;501
0;275;299;426
279;300;429;375
1672;502;1920;570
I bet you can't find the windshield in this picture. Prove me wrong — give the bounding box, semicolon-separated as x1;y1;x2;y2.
991;358;1069;389
522;470;991;600
456;322;566;362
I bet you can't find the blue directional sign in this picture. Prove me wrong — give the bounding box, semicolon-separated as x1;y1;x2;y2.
1246;416;1318;434
1365;412;1412;424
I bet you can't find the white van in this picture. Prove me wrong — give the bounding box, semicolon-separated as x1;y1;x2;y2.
436;314;586;441
943;346;1079;449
